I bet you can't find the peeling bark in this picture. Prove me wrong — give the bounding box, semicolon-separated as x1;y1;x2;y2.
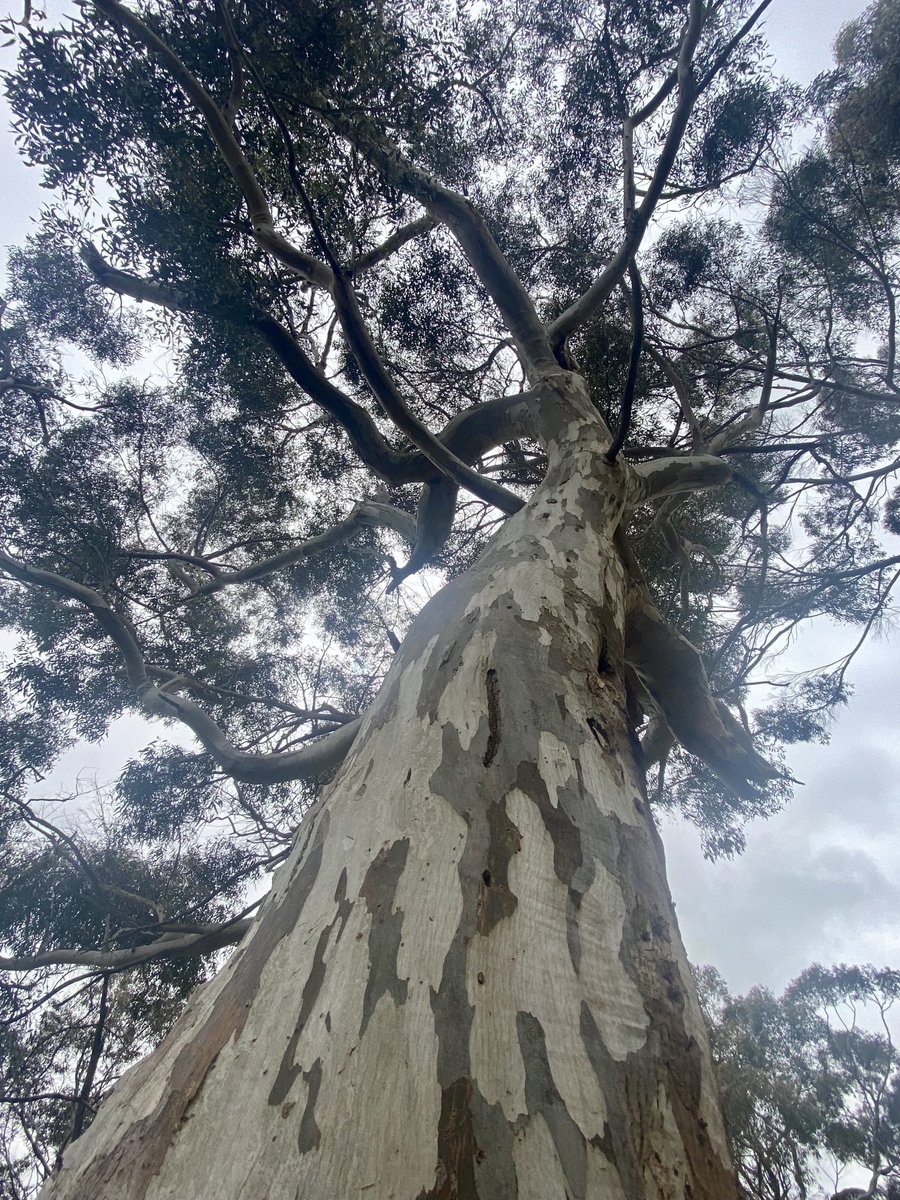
40;379;738;1200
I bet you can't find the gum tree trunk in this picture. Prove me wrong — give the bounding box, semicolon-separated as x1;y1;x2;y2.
42;385;738;1200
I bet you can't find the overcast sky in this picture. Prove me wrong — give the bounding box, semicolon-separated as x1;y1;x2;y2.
2;0;895;1004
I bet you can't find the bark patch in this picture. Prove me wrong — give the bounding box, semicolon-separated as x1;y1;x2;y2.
296;1058;323;1154
516;1010;592;1200
476;801;520;935
268;869;352;1107
418;1077;478;1199
515;761;583;888
579;1001;644;1200
359;838;410;1037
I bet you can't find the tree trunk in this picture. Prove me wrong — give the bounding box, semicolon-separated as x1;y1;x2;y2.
41;384;738;1200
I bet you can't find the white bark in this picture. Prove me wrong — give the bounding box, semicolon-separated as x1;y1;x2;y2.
40;379;737;1200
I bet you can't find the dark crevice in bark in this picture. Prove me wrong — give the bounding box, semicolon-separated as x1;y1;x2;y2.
476;802;521;935
587;715;610;750
483;668;502;767
417;1077;518;1200
597;635;613;675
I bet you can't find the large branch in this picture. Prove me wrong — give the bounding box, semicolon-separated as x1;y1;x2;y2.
83;245;539;566
627;454;732;504
303;93;558;377
0;919;253;973
89;0;556;503
148;698;362;783
390;391;535;581
328;272;524;514
624;594;780;800
80;244;422;484
0;551;362;783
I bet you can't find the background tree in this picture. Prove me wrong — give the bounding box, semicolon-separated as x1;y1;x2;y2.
698;964;900;1200
0;0;899;1196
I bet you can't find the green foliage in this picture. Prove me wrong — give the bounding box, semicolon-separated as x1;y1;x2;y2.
698;964;900;1200
0;0;898;1188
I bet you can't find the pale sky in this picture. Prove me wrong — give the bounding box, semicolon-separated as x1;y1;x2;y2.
2;0;896;1004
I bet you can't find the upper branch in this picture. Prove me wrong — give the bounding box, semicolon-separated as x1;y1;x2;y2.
328;273;523;514
92;0;332;289
303;93;558;378
93;0;557;384
351;215;437;274
80;244;422;484
547;0;704;345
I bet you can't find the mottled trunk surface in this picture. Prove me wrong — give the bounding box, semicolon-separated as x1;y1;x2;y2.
43;395;737;1199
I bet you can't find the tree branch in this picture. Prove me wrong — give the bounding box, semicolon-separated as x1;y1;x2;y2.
80;243;423;483
92;0;332;289
0;550;363;782
606;261;644;462
179;500;416;599
351;215;437;274
0;919;254;972
547;0;705;345
302;93;558;377
627;454;732;504
328;271;524;513
624;594;780;799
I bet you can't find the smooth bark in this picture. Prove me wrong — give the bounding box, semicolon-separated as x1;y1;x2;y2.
40;377;737;1200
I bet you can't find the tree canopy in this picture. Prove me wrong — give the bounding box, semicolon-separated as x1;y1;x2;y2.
1;0;899;1192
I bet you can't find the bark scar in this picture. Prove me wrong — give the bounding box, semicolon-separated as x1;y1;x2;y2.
587;716;609;750
483;667;501;767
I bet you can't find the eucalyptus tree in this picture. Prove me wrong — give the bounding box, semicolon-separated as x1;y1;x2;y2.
698;964;900;1200
1;0;900;1195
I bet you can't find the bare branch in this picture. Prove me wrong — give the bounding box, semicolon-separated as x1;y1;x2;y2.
181;500;416;599
606;262;644;463
548;0;705;344
627;454;732;505
0;550;363;783
0;919;254;972
328;272;524;513
302;93;558;377
351;215;437;274
80;244;423;483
